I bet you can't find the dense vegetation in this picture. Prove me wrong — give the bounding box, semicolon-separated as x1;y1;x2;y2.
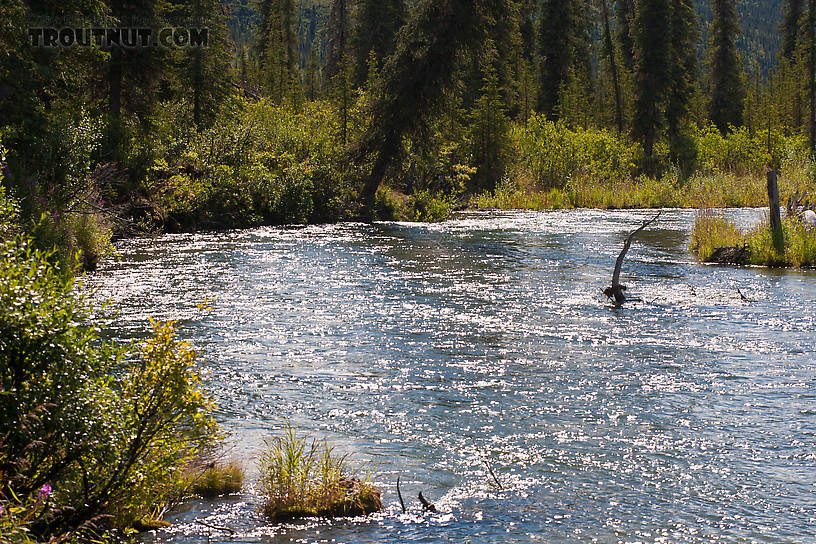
0;234;221;541
3;0;816;266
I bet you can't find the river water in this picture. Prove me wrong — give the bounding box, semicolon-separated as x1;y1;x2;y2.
88;209;816;544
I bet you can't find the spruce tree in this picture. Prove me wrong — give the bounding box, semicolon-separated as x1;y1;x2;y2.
257;0;298;102
810;0;816;150
325;0;351;82
470;39;510;189
353;0;407;86
782;0;804;61
184;0;232;130
617;0;637;71
601;0;624;133
666;0;699;141
632;0;671;159
539;0;591;119
708;0;745;133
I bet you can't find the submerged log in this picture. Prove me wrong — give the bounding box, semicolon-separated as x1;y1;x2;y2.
604;212;661;306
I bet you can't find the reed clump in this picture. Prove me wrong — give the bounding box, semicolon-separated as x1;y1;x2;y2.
259;424;382;520
690;209;816;267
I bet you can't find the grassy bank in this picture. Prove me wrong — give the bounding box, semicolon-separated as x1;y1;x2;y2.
690;209;816;267
472;119;815;211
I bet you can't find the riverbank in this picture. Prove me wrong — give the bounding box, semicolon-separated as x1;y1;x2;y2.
3;97;815;272
690;209;816;268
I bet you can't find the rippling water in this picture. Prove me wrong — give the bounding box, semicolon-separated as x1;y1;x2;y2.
87;209;816;543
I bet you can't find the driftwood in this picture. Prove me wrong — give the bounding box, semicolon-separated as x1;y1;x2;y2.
708;244;750;265
482;458;503;490
418;492;436;512
604;212;661;306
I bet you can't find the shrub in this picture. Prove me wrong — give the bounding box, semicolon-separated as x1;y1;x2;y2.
0;237;219;540
513;117;640;189
259;424;382;520
407;190;459;222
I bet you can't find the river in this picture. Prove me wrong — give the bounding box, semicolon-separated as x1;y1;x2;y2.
87;209;816;543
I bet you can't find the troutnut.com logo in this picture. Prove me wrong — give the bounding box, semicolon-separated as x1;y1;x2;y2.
29;26;209;48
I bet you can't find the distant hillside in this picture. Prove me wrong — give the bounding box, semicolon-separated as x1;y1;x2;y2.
695;0;785;76
226;1;788;77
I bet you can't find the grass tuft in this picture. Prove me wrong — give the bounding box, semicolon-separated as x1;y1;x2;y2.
186;461;245;498
259;423;382;520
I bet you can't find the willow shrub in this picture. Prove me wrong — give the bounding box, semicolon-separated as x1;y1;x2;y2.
512;116;640;190
150;97;358;231
0;237;218;541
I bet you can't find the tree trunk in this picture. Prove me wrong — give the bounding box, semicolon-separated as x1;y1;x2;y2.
767;169;784;254
810;0;815;151
601;0;624;134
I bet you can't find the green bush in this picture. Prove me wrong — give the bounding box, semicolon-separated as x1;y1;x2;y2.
407;189;459;222
513;116;640;189
150;97;357;230
0;237;219;540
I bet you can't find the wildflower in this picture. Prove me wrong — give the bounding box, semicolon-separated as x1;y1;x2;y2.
38;484;52;499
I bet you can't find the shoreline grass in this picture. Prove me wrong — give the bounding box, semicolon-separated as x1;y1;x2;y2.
185;460;245;499
472;170;816;212
690;209;816;268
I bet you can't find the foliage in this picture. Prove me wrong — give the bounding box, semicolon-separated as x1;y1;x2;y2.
149;97;358;230
513;116;641;189
0;237;219;540
259;423;382;520
707;0;746;133
407;190;459;222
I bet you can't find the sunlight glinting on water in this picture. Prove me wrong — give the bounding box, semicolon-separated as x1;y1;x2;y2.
86;209;816;544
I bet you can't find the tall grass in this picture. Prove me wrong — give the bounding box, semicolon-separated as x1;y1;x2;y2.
690;209;816;267
259;423;382;520
186;460;245;498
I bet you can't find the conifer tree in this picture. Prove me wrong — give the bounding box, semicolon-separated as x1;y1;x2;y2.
185;0;232;130
632;0;671;159
809;0;816;150
708;0;745;133
666;0;699;140
353;0;406;86
600;0;624;133
257;0;298;102
782;0;804;61
617;0;637;71
325;0;351;82
539;0;591;119
470;39;510;189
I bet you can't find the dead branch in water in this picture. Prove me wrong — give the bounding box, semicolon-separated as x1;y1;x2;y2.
604;212;661;306
397;476;406;514
482;457;503;490
418;492;436;512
